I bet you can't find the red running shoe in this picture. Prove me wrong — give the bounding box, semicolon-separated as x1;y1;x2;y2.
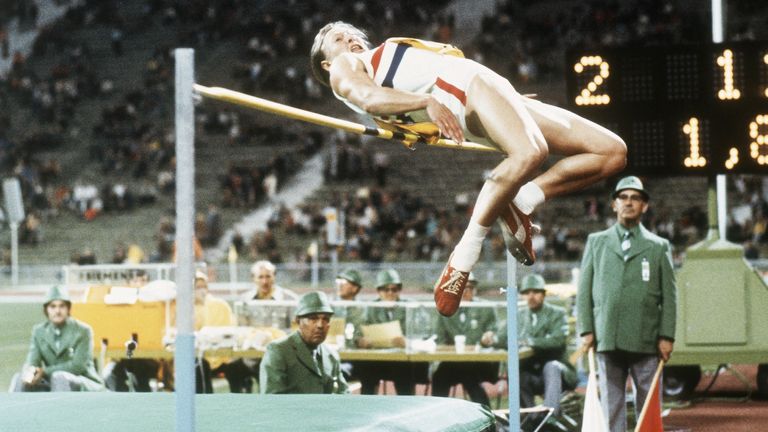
433;259;469;317
498;203;538;266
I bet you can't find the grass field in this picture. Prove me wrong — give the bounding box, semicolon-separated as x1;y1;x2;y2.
0;303;43;391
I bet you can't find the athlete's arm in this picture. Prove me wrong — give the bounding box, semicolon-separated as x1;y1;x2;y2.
329;53;464;142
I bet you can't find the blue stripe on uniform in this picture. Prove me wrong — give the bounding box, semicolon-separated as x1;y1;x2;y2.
381;44;409;88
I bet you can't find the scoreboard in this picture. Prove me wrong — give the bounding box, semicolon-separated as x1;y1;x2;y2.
565;41;768;175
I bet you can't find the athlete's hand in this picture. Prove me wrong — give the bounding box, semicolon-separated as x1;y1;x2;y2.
426;97;464;143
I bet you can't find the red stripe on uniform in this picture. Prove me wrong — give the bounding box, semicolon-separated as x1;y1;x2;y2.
435;78;466;105
371;44;385;76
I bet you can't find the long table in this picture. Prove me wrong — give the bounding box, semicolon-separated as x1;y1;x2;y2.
107;345;532;362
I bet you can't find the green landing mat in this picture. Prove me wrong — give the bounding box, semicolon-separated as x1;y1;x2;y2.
0;393;495;431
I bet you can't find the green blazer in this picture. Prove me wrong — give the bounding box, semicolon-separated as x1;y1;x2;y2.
26;318;103;389
259;332;349;394
363;299;407;327
577;223;677;354
518;303;578;388
435;300;497;345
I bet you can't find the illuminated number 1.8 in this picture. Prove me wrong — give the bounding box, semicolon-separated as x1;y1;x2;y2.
683;117;707;167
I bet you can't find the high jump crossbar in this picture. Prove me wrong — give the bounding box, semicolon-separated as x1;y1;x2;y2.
193;84;500;153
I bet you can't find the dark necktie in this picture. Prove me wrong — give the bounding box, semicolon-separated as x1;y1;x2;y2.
313;349;322;374
622;230;632;261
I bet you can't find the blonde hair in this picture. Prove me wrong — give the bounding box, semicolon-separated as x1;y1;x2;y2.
309;21;370;87
250;260;276;276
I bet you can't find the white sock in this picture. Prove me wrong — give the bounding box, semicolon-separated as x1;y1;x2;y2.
450;221;490;272
512;182;545;215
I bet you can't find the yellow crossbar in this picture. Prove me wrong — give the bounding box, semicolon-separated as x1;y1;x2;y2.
193;84;500;153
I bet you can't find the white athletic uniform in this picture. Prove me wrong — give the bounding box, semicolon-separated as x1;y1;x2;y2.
333;40;499;149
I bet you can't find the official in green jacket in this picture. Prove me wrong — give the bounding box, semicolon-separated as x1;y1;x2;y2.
576;176;677;432
431;273;499;405
517;274;577;414
332;268;365;382
354;269;428;395
259;291;349;394
332;268;366;344
11;285;104;392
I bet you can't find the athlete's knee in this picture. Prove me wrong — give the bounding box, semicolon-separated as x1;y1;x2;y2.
604;135;627;175
517;138;548;168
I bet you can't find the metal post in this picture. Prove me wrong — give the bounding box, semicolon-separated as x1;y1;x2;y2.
174;47;195;432
10;222;18;286
330;248;338;285
712;0;728;241
505;252;520;431
228;245;238;297
311;241;319;288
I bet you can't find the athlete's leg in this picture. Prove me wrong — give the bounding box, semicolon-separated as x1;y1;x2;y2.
521;98;626;200
435;73;548;316
464;74;549;227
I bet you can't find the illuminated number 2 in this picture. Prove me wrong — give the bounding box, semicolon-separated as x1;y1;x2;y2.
683;117;707;167
573;56;610;106
750;115;768;165
716;49;740;100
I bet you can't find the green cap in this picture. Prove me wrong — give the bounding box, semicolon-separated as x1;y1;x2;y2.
44;285;71;306
295;291;334;317
337;269;362;287
376;268;401;289
519;274;546;293
613;176;649;200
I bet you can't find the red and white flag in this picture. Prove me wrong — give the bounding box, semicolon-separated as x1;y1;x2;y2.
582;349;608;432
634;360;665;432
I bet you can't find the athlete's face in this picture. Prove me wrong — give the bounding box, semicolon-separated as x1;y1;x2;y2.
320;25;368;69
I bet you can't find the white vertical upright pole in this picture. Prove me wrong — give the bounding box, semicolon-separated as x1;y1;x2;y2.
711;0;723;43
174;47;196;432
505;252;520;430
712;0;728;240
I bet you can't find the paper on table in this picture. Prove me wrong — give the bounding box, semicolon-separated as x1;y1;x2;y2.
104;286;138;304
327;317;346;339
361;320;403;348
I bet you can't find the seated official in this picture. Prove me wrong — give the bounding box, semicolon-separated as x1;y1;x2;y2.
11;285;105;392
431;273;499;405
259;291;349;394
482;274;577;415
107;272;236;393
192;270;236;393
229;260;298;392
331;268;366;381
354;269;429;395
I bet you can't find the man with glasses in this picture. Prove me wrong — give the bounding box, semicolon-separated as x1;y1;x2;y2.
577;176;677;432
355;269;428;395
